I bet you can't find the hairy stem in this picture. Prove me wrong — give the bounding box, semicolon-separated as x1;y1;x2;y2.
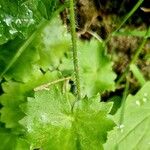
70;0;81;100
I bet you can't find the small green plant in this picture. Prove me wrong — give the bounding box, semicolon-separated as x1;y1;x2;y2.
0;0;149;150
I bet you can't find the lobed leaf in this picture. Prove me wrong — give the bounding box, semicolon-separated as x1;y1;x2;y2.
35;17;71;71
60;39;116;97
20;86;115;149
0;71;61;130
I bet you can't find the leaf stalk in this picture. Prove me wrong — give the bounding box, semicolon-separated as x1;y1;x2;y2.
69;0;81;100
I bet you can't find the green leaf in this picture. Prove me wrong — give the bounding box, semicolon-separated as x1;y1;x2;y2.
60;39;116;97
0;71;61;130
0;0;61;45
0;38;41;82
104;82;150;150
0;3;66;82
0;16;70;130
130;64;146;86
0;127;30;150
20;86;115;149
0;0;40;45
36;0;60;20
113;28;150;38
0;17;70;82
35;17;71;71
0;19;48;82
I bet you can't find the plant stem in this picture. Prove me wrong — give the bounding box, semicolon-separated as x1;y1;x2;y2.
34;77;71;91
119;79;129;125
115;80;129;149
130;64;146;86
70;0;81;100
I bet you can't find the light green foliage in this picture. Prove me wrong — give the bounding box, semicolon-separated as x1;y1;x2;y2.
0;71;61;130
130;64;146;86
79;40;116;97
0;14;117;149
35;17;71;71
104;82;150;150
20;86;115;149
113;28;150;38
60;40;116;97
0;0;149;149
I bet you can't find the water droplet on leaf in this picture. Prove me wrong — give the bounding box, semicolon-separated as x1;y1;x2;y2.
9;29;18;35
40;113;48;123
135;100;141;106
117;124;125;132
143;93;148;97
3;16;13;26
15;19;22;25
142;97;147;103
27;126;33;132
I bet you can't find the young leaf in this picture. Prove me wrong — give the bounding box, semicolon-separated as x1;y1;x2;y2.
20;86;115;149
60;39;116;97
35;17;71;71
104;82;150;150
